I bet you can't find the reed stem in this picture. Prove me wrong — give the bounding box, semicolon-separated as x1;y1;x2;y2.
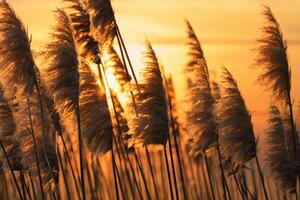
111;148;120;200
0;141;24;200
145;146;159;200
163;145;175;200
204;152;216;200
255;155;269;200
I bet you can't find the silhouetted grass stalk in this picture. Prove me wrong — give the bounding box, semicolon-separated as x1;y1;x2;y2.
255;155;269;200
145;146;159;199
164;145;175;200
204;152;216;200
0;141;23;200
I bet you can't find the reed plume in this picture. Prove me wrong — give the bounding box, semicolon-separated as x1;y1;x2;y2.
64;0;101;64
185;20;217;157
0;83;22;171
42;9;79;131
218;67;256;175
128;41;168;147
82;0;116;47
79;61;113;155
255;6;290;101
264;105;296;194
102;45;130;92
0;1;36;94
255;5;298;174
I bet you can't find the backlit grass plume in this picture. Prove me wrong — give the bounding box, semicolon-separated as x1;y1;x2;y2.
185;21;217;157
64;0;100;64
82;0;116;47
255;5;299;174
128;41;168;147
264;105;296;194
42;9;79;131
102;45;130;92
0;83;22;170
15;88;58;190
79;61;113;155
218;67;256;175
0;1;35;94
255;6;291;101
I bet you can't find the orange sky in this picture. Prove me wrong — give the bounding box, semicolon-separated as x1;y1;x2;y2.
8;0;300;134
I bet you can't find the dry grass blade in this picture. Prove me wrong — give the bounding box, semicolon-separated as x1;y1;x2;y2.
79;61;113;155
0;83;22;171
0;1;35;94
255;5;290;101
218;67;256;175
128;41;168;147
264;105;296;194
185;21;217;157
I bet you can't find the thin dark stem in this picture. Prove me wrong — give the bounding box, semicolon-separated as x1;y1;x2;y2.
112;148;120;200
204;152;216;200
33;77;61;200
20;172;27;200
200;162;210;199
134;151;152;200
59;133;81;199
287;86;298;163
28;172;37;200
255;155;269;200
233;173;245;200
168;96;187;200
114;153;126;199
145;146;159;200
20;172;32;200
0;141;24;200
216;143;231;200
57;147;71;200
26;97;44;200
99;63;142;200
163;145;174;200
116;27;140;93
75;101;85;200
167;130;179;200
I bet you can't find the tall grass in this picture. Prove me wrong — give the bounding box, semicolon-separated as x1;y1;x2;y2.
0;1;299;200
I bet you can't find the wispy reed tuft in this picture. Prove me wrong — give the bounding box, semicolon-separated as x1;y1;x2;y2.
82;0;116;48
264;105;296;194
64;0;100;64
79;61;113;155
184;20;217;157
218;67;256;175
128;41;168;148
0;1;36;94
255;6;290;102
42;9;79;131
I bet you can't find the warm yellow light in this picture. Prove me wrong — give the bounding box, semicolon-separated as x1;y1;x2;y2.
105;67;122;93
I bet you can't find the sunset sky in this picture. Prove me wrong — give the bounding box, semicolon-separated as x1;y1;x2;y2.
8;0;300;134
